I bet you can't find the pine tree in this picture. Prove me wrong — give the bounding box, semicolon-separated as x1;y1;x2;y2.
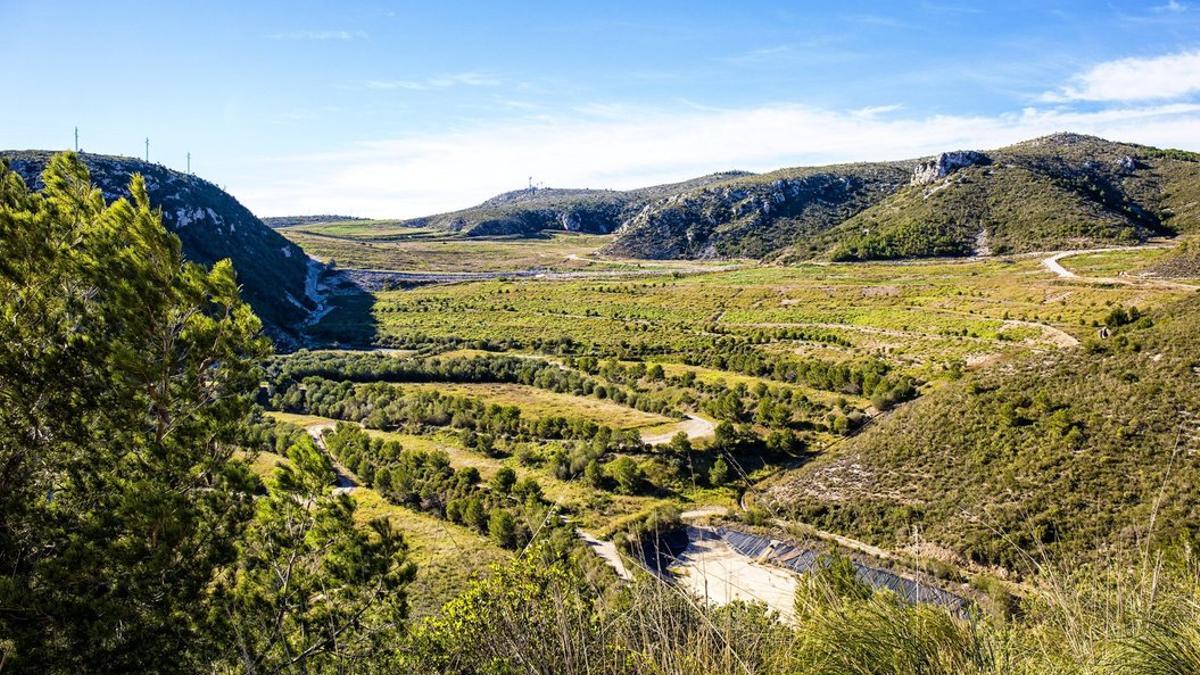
0;153;268;670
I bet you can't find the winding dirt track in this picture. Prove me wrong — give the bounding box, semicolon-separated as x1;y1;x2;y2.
298;420;357;493
1041;247;1198;290
641;414;716;446
576;529;633;581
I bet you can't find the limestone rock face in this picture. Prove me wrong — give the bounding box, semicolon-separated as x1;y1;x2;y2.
911;151;990;185
3;151;315;346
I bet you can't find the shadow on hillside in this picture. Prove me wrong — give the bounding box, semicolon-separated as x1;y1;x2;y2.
301;271;380;348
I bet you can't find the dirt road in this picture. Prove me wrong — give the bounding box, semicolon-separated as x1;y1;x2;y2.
642;414;716;446
1042;247;1197;290
577;529;633;581
298;420;357;493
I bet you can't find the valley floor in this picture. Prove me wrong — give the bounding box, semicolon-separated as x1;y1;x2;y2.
264;226;1199;615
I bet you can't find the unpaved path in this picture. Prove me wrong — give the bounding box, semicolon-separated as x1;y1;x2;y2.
298;420;357;493
1002;319;1079;348
1042;247;1197;290
642;414;715;446
577;529;633;581
680;505;730;520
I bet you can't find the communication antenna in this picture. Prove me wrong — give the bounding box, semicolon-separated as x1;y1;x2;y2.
145;137;150;162
74;127;78;152
187;152;191;174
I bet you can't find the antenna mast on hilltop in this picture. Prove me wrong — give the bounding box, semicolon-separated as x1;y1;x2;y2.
187;152;191;174
145;137;150;162
74;127;78;152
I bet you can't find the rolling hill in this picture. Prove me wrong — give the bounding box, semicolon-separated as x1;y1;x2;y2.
374;133;1200;263
1;151;321;346
393;172;752;237
760;291;1200;573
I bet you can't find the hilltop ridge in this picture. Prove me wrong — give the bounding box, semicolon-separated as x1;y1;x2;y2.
342;133;1200;263
1;151;321;345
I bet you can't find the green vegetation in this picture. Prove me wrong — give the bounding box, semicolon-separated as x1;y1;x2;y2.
390;541;1200;674
0;150;318;345
309;134;1200;265
765;293;1200;571
1146;239;1200;279
7;146;1200;673
281;227;643;273
0;155;410;670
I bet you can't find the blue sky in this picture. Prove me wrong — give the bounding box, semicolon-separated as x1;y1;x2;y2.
3;1;1200;217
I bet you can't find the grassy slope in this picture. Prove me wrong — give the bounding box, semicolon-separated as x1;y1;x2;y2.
328;134;1200;265
763;291;1200;572
244;422;510;618
784;135;1200;262
1146;239;1200;279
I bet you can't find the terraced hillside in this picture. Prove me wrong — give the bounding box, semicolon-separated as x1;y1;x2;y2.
2;151;318;345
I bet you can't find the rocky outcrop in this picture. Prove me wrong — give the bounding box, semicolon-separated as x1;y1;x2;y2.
602;165;912;259
910;151;990;185
3;151;316;346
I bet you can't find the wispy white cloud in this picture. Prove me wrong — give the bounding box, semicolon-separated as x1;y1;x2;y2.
239;100;1200;218
1156;0;1187;12
851;104;904;118
268;30;367;41
841;13;913;29
1041;49;1200;102
722;45;794;65
364;72;501;91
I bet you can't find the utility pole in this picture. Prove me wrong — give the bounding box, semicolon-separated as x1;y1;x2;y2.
74;127;78;152
145;137;149;162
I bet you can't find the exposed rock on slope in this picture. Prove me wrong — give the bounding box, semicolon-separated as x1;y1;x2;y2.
400;173;753;238
602;164;914;259
2;151;318;345
390;133;1200;263
910;151;989;185
781;134;1200;262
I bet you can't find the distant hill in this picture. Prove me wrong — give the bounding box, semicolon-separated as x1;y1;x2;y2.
393;133;1200;262
263;214;366;228
761;292;1200;572
785;134;1200;262
396;172;752;238
2;151;320;346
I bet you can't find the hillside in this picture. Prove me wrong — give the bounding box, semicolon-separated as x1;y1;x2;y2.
762;292;1200;573
791;134;1200;261
1145;239;1200;278
263;214;366;228
601;162;914;259
396;172;752;237
381;133;1200;263
2;151;319;345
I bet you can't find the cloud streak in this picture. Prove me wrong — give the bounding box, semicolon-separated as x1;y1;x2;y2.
1041;49;1200;102
268;30;367;41
363;72;501;91
239;100;1200;219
